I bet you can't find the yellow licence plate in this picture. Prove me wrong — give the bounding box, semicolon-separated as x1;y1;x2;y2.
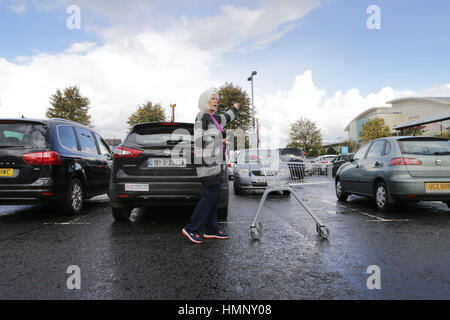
426;183;450;192
0;168;14;177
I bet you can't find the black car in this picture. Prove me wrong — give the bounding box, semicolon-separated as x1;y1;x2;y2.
278;147;306;180
109;122;229;221
0;118;113;215
331;153;354;177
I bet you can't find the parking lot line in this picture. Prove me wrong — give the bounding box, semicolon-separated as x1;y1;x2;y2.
43;217;90;225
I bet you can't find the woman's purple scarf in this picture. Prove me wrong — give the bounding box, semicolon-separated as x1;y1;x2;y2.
208;113;226;155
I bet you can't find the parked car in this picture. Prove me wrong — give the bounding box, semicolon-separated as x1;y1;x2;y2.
278;147;305;180
335;136;450;211
227;151;239;180
233;149;290;195
313;154;336;174
304;157;316;175
331;153;354;177
0;118;112;215
109;122;229;221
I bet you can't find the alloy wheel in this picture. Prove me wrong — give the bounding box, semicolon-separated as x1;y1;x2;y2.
71;182;83;212
376;185;386;208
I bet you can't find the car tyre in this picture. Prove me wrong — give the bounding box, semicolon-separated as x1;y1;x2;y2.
234;184;244;195
112;207;132;221
61;178;84;216
335;178;349;201
375;181;394;212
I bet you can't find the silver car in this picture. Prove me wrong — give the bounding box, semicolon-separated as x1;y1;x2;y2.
335;136;450;211
233;149;290;195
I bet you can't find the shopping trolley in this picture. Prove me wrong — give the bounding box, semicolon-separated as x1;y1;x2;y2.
249;155;332;240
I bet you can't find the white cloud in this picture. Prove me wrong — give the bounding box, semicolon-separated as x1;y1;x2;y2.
0;0;323;140
256;70;450;148
0;29;217;139
66;41;96;53
183;0;321;51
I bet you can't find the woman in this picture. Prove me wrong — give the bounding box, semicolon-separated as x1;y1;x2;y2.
182;88;240;244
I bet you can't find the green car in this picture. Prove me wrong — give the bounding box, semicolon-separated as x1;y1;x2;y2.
335;136;450;211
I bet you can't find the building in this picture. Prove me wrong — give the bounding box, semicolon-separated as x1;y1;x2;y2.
345;97;450;143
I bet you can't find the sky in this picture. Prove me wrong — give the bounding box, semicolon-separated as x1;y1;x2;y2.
0;0;449;147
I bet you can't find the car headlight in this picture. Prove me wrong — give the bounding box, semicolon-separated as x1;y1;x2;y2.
237;169;249;176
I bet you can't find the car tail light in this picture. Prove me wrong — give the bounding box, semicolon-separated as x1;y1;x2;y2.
390;157;422;165
320;161;328;164
22;151;62;165
113;146;143;158
227;163;232;167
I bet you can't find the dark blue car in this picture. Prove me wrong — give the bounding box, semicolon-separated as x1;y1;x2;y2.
0;118;112;215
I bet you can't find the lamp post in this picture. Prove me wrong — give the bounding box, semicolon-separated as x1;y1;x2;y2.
247;71;257;132
256;117;260;149
170;104;176;122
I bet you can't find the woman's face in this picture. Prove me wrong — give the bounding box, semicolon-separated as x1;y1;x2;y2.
208;94;219;112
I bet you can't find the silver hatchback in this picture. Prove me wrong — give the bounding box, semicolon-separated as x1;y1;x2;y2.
335;136;450;211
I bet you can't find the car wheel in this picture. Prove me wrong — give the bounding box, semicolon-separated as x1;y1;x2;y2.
375;182;393;212
335;178;349;201
218;205;228;221
282;190;291;196
112;207;132;221
61;178;84;216
234;184;243;195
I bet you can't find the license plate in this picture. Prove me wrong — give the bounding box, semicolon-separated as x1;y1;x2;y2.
426;183;450;192
125;184;149;192
254;177;266;183
148;158;186;168
0;168;14;177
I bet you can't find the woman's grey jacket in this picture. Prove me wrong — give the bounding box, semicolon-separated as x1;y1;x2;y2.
194;107;238;185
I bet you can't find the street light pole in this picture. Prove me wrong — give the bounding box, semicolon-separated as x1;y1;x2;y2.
170;104;176;122
247;71;257;133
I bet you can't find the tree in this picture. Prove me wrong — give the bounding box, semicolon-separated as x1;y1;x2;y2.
127;101;167;129
217;82;252;132
46;86;92;126
402;126;427;136
341;139;359;153
288;117;323;155
359;118;392;144
326;147;337;155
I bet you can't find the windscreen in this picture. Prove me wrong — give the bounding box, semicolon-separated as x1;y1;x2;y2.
126;125;193;147
398;139;450;155
0;122;48;148
279;148;303;161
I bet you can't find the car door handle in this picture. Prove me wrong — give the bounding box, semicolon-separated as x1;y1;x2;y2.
374;162;383;167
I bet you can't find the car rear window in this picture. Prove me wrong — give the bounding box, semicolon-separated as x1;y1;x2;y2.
398;138;450;155
126;125;193;147
0;122;48;148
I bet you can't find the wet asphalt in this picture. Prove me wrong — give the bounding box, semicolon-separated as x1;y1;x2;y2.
0;181;449;300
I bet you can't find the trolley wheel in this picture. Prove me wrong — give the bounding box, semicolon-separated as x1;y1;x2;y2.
250;222;262;240
316;225;330;239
